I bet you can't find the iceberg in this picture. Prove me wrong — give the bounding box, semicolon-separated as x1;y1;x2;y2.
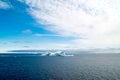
40;51;74;56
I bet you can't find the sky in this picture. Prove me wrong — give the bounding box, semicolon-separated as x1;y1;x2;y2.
0;0;120;52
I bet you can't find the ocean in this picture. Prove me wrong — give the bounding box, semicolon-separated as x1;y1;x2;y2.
0;53;120;80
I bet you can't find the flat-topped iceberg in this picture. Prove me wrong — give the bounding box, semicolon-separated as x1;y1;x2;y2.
41;51;74;56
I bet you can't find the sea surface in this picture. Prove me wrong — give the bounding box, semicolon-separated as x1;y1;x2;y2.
0;53;120;80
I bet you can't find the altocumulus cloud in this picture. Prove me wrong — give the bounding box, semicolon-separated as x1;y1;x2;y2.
19;0;120;48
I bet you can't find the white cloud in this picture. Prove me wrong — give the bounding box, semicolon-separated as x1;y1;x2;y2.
34;33;62;37
0;0;11;9
19;0;120;48
22;29;32;34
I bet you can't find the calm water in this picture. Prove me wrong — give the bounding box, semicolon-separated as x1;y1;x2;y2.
0;54;120;80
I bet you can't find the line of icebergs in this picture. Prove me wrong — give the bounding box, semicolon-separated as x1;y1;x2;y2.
40;51;74;56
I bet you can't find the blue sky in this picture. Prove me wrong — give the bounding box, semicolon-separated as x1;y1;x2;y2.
0;0;120;51
0;0;73;51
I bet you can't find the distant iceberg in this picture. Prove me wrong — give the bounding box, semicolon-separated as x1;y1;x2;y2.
40;51;74;56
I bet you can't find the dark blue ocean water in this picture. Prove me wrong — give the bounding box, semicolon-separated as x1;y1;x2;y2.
0;54;120;80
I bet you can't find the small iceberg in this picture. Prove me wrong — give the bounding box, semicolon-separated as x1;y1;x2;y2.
40;51;74;56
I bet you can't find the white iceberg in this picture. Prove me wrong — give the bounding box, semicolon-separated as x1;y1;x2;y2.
40;51;74;56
